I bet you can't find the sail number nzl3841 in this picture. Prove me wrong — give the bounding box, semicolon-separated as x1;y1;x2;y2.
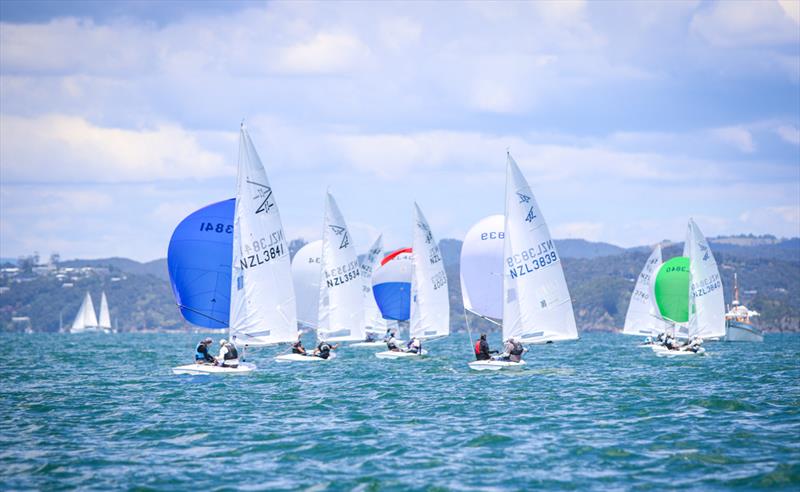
241;231;286;270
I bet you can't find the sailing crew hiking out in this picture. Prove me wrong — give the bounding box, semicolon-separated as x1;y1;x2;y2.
313;341;338;359
217;339;239;368
292;339;307;355
405;337;422;354
496;338;526;363
195;338;216;364
386;332;401;351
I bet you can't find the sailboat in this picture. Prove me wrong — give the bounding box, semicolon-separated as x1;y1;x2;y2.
467;153;578;371
276;192;364;362
652;219;722;356
376;203;450;359
70;292;99;333
351;234;392;348
98;291;112;333
622;245;671;345
173;125;296;375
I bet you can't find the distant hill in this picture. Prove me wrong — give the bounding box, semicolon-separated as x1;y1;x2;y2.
2;235;798;333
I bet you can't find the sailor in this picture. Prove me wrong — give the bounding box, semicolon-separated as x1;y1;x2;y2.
292;338;307;355
474;333;493;360
386;332;401;351
194;337;216;364
217;339;239;368
383;328;394;342
508;338;525;363
313;341;338;359
365;331;377;343
405;337;422;354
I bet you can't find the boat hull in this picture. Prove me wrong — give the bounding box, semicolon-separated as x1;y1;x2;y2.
349;341;392;348
172;362;256;375
374;350;427;359
724;321;764;342
468;359;527;371
274;353;334;363
651;345;706;357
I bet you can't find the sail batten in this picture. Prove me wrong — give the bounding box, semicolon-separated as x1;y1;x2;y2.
502;154;578;344
229;127;297;346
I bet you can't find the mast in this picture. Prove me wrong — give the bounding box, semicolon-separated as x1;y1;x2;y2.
733;272;740;305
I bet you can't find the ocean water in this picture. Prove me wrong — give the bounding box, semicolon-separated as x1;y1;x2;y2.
1;332;798;491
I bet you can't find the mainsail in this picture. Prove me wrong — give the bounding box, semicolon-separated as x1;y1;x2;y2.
71;292;98;333
409;203;450;340
502;153;578;343
291;240;322;329
460;214;504;320
622;245;671;336
361;234;388;334
686;219;725;339
317;192;365;342
229;126;297;346
98;291;112;331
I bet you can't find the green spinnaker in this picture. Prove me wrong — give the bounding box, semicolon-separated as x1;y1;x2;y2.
654;256;690;323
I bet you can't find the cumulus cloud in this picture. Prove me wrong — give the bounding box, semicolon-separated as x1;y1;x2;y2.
710;126;756;153
690;0;800;47
0;114;231;183
776;125;800;145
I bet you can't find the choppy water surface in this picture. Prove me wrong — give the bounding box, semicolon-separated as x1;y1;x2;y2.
1;332;798;491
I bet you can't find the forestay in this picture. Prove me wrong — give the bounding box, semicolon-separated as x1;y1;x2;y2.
459;214;504;320
291;240;322;329
317;192;365;342
361;235;388;334
502;154;578;343
410;203;450;340
229;126;298;346
686;219;725;339
622;245;670;336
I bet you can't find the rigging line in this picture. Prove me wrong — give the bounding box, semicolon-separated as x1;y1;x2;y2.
465;308;502;327
176;304;228;326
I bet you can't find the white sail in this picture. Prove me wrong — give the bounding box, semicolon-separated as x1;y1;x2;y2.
622;245;671;336
686;219;725;339
71;292;98;333
291;240;323;329
459;214;505;320
409;203;450;340
361;234;388;334
317;192;365;342
502;153;578;343
229;126;298;346
98;291;112;330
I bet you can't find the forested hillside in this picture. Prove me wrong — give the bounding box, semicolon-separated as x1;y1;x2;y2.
1;236;797;333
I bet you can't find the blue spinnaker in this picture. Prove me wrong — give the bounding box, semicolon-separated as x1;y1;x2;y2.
167;199;234;328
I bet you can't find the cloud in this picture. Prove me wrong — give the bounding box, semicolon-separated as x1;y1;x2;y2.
276;31;371;74
690;0;800;47
710;126;756;153
776;125;800;145
0;114;231;183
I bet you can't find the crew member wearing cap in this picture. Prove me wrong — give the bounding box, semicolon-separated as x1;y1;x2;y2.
217;338;240;368
195;338;216;364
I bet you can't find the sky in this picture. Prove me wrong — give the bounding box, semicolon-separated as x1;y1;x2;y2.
0;0;798;262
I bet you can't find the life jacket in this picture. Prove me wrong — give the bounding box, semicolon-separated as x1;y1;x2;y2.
224;343;238;360
195;344;207;360
510;341;524;356
474;341;481;355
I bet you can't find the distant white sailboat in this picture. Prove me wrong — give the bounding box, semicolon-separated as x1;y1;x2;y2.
70;292;99;333
361;234;388;336
229;125;298;348
622;245;671;340
98;291;112;333
376;203;449;359
468;153;578;371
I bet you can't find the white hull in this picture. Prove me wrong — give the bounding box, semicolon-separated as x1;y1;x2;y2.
725;321;764;343
468;359;527;371
274;353;335;363
349;341;393;348
651;345;706;357
172;362;256;375
374;349;427;359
